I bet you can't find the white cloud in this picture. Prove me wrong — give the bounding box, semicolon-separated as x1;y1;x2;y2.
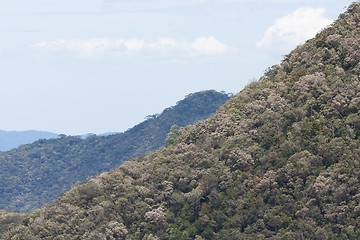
192;37;229;55
123;39;144;51
33;37;229;60
34;39;136;60
257;7;332;52
149;37;179;55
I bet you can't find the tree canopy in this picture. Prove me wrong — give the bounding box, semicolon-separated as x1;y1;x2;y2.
0;90;229;212
2;2;360;239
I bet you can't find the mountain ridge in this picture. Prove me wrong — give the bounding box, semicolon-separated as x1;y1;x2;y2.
2;2;360;239
0;90;230;212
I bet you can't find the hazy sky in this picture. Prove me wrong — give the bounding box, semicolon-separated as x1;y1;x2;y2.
0;0;354;135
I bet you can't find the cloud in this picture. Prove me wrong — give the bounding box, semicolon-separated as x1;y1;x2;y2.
149;38;179;55
34;39;139;60
193;37;229;55
123;39;145;51
257;7;332;52
33;37;229;60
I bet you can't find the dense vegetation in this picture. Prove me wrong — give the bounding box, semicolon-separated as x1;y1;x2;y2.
0;90;230;212
0;130;58;151
2;2;360;239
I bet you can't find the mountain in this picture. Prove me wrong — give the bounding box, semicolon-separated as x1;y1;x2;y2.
2;3;360;239
0;130;58;151
0;90;230;212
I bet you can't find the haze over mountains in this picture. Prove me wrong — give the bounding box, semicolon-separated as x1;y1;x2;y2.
0;130;58;151
0;90;230;212
2;2;360;240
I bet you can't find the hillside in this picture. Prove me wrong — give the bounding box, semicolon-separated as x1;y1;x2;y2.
0;130;58;151
2;2;360;239
0;90;230;212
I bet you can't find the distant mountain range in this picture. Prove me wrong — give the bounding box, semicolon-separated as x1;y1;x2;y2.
0;130;58;151
0;90;230;212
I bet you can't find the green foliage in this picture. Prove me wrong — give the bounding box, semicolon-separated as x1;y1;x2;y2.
0;90;230;212
3;2;360;239
165;125;180;145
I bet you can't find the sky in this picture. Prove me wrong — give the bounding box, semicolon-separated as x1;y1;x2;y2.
0;0;355;135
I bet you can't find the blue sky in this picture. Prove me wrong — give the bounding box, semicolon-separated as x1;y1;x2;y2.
0;0;354;135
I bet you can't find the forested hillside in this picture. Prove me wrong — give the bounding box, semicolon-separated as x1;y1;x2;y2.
0;90;230;212
2;2;360;239
0;130;58;151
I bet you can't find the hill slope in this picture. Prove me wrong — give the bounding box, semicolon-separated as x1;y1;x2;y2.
0;90;230;212
2;3;360;239
0;130;58;151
